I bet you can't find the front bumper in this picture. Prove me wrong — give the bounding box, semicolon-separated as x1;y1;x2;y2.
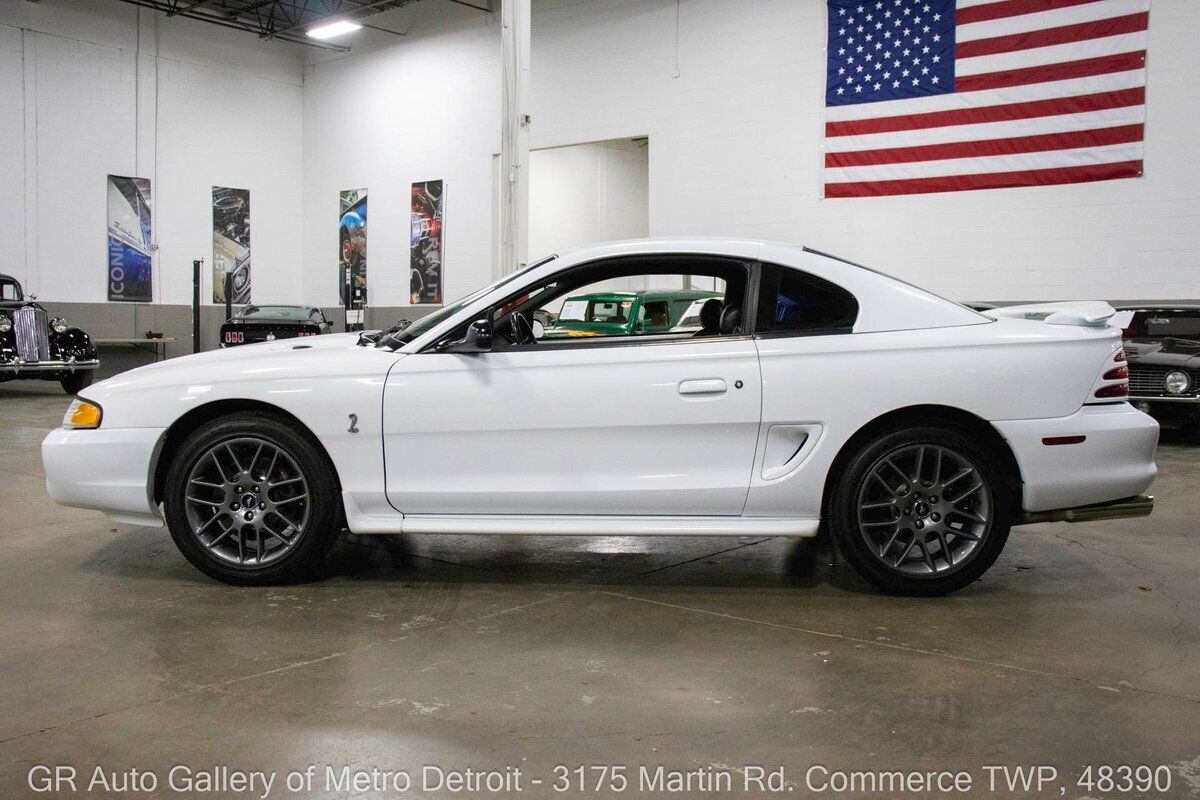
42;426;165;527
994;403;1158;513
1;359;99;373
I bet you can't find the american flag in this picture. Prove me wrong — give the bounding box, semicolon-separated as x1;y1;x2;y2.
823;0;1148;197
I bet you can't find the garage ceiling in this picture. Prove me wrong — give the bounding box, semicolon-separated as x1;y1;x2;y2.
113;0;485;51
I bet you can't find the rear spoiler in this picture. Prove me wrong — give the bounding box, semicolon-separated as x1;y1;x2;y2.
986;301;1117;328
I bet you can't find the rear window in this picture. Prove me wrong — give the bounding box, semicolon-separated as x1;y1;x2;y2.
1125;310;1200;340
237;306;307;320
755;264;858;334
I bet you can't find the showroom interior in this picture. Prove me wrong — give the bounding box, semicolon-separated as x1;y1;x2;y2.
2;0;1199;796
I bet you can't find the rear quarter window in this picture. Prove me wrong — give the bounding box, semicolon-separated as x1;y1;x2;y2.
755;263;858;335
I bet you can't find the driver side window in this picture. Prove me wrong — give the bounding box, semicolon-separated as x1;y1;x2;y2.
493;256;750;348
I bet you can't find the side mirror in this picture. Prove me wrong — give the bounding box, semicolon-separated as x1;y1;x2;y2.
439;319;493;353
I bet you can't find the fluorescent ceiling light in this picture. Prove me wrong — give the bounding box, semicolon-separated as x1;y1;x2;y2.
307;19;363;39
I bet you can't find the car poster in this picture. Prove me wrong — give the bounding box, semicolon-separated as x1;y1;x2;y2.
410;180;444;304
212;187;251;304
339;188;367;310
106;175;152;302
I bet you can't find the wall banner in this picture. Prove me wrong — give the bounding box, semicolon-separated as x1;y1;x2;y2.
213;187;251;304
106;175;153;302
339;189;367;309
410;180;444;304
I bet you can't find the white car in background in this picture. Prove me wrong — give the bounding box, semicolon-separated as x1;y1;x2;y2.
42;239;1158;595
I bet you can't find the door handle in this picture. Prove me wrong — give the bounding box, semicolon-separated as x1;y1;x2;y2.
678;378;727;395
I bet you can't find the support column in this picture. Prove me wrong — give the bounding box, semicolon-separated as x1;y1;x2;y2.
499;0;531;275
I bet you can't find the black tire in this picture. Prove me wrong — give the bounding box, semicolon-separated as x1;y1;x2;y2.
163;412;342;585
60;371;93;395
827;423;1012;596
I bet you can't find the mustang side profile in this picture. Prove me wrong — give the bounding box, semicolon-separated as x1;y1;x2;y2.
42;239;1158;595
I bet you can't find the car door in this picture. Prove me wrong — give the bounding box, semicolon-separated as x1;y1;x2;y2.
382;335;763;516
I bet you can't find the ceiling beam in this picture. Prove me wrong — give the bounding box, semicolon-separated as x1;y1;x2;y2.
167;0;220;15
261;0;407;39
445;0;492;12
115;0;351;50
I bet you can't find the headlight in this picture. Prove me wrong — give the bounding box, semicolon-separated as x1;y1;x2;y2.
0;314;10;334
63;398;102;428
1164;370;1191;395
50;317;69;334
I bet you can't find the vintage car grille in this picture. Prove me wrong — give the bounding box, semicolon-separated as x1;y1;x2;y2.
12;307;50;362
1127;365;1199;398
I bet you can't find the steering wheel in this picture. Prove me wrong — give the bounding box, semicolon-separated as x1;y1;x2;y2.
509;311;537;345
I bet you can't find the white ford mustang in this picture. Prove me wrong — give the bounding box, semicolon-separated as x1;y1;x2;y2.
43;239;1158;595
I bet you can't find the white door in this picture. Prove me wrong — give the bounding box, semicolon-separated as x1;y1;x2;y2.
383;338;762;516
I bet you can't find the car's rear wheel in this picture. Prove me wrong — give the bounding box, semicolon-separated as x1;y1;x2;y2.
163;412;341;585
60;371;93;395
827;424;1011;596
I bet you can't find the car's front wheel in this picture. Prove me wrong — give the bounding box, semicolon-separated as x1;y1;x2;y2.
162;412;341;585
827;424;1012;596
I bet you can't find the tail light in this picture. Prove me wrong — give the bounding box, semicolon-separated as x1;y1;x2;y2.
1093;349;1129;399
1095;383;1129;398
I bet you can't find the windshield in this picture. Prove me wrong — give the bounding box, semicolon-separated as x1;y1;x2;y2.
376;256;557;348
1124;310;1200;341
1;281;21;301
237;305;313;320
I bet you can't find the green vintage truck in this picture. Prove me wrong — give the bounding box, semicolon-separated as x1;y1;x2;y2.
543;289;722;339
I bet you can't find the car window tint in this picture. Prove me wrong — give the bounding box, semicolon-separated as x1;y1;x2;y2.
755;263;858;335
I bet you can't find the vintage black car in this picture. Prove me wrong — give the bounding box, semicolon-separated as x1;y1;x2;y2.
1118;304;1200;430
220;305;333;347
0;273;98;394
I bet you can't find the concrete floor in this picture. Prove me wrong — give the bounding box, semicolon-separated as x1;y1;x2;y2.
2;380;1199;799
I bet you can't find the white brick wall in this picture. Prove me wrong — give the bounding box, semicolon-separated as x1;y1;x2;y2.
303;0;1200;304
0;0;304;305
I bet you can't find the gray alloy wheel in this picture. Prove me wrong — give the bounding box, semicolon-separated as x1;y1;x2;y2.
827;423;1012;596
163;412;341;585
855;444;993;576
183;437;311;567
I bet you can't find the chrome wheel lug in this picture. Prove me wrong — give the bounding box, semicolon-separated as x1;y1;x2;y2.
253;485;260;493
914;519;925;530
243;511;254;522
258;502;266;510
930;495;939;503
931;512;941;522
904;506;912;515
231;502;240;511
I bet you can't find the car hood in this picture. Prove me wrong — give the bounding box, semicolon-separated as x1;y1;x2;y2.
1124;337;1200;368
91;333;392;387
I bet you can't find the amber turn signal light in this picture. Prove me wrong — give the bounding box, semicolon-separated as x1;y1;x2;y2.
63;398;102;429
